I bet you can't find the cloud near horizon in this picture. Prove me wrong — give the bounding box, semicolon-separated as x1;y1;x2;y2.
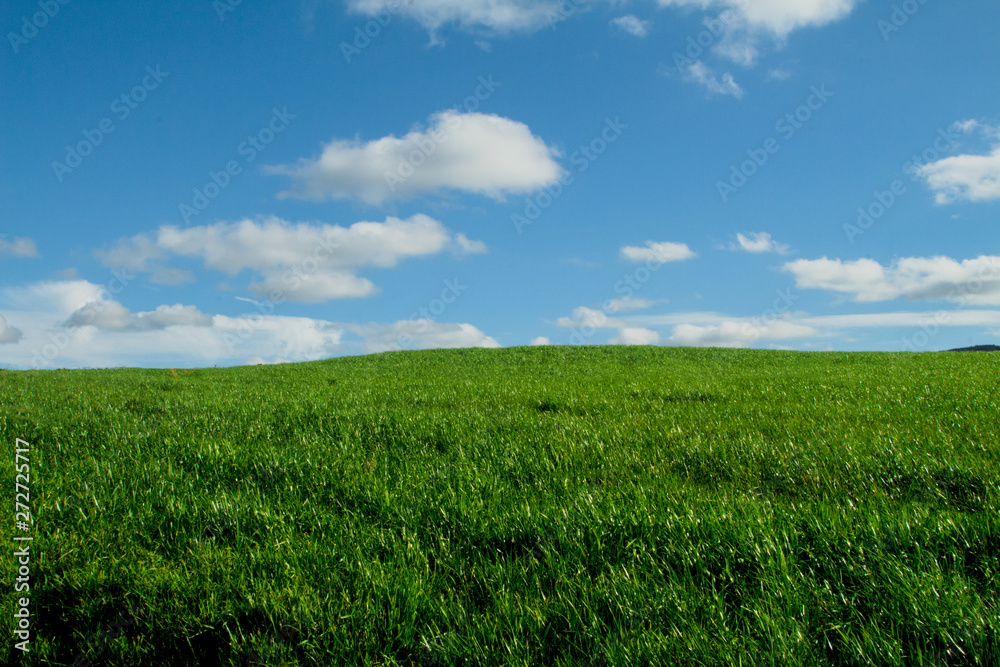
0;279;499;369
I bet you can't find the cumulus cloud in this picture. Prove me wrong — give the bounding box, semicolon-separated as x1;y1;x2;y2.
351;319;500;353
731;232;790;254
556;306;625;330
784;255;1000;305
681;60;743;98
611;14;651;37
611;327;660;345
667;320;819;347
455;233;488;254
64;301;213;331
918;143;1000;204
345;0;566;35
265;110;562;204
346;0;859;45
662;0;861;36
0;279;501;369
658;0;861;66
0;237;40;259
0;316;23;344
97;216;484;303
620;241;696;264
530;336;551;346
571;305;1000;350
796;311;1000;330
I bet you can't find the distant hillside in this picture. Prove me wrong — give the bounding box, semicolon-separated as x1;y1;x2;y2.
947;344;1000;352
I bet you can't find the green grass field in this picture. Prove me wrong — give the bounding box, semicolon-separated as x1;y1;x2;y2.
2;347;999;665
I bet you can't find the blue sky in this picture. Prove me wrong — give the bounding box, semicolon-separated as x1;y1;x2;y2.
2;0;1000;369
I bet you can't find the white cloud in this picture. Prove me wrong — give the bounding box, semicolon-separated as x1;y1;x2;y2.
611;14;651;37
611;327;660;345
557;306;626;330
252;271;378;302
530;336;551;346
1;280;105;316
506;297;1000;353
455;233;488;254
658;0;861;66
94;234;162;272
797;311;1000;329
345;0;566;35
918;144;1000;204
681;60;743;98
732;231;790;254
0;316;23;344
606;296;655;312
620;241;696;264
953;119;981;134
64;301;213;331
632;309;1000;332
54;268;80;280
0;279;500;369
766;68;793;81
346;0;860;45
606;307;1000;350
349;319;500;353
0;237;40;259
784;255;1000;304
658;0;860;37
667;320;819;347
265;110;562;204
98;216;483;303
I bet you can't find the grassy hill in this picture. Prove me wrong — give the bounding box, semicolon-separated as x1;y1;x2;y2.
2;347;999;665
